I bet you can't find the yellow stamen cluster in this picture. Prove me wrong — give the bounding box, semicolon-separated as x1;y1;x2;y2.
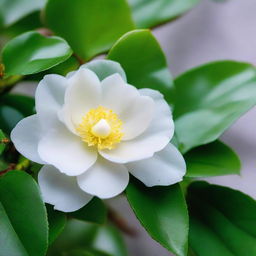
76;106;124;150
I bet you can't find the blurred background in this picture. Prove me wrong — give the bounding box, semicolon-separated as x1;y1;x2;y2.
14;0;256;255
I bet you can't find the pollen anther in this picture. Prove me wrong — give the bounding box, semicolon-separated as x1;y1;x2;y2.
76;106;123;150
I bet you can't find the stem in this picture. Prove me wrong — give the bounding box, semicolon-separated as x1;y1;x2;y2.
0;163;16;176
108;207;138;236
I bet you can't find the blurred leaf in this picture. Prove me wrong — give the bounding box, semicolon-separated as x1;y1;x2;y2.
188;181;256;255
1;94;35;116
0;171;48;256
69;197;107;224
0;105;24;135
83;59;127;81
173;61;256;153
0;0;45;28
2;12;42;38
126;178;188;256
65;249;110;256
91;225;127;256
47;204;67;245
48;220;127;256
128;0;200;28
2;31;73;76
0;129;7;155
46;0;135;60
0;94;35;134
108;29;173;103
0;158;8;171
185;140;241;178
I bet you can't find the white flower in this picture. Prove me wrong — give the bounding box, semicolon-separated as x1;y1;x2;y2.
11;60;186;212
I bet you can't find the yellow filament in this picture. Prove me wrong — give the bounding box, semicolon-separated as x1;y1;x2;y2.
76;106;123;150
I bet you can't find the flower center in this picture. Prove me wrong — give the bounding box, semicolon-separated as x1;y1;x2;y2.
76;106;124;150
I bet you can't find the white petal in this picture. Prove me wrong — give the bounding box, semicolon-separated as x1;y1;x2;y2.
77;157;129;199
61;68;101;133
140;88;175;140
38;122;97;176
35;74;67;130
101;74;155;140
100;89;174;163
38;165;93;212
101;74;135;113
127;144;186;187
11;115;45;164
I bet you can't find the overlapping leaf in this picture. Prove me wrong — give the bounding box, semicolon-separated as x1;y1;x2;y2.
188;182;256;255
185;140;241;177
173;61;256;153
126;179;188;256
108;29;174;102
45;0;135;60
0;171;48;256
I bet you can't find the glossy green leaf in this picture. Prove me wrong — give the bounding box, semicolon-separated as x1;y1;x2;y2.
83;59;127;81
188;181;256;256
173;61;256;153
2;31;73;76
128;0;200;28
47;205;66;245
46;0;135;60
0;171;48;256
126;179;188;256
0;0;45;28
185;140;241;178
69;197;107;224
108;29;173;102
48;220;127;256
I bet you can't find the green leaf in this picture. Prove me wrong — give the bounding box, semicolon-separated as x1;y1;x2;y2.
45;0;135;61
0;130;7;155
126;179;188;256
2;31;73;76
108;29;173;103
187;181;256;255
173;61;256;153
2;12;42;39
185;140;241;178
65;249;111;256
69;197;107;224
128;0;200;28
1;94;35;116
0;0;45;28
46;204;66;245
92;225;127;256
0;171;48;256
0;94;35;134
47;220;127;256
83;59;127;81
0;105;24;135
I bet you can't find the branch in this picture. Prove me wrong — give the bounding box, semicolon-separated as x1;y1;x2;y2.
108;207;138;236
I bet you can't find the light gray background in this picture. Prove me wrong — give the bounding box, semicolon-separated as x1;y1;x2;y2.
110;1;256;255
14;1;256;255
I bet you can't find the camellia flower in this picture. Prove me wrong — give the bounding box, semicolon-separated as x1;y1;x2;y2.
11;60;186;212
